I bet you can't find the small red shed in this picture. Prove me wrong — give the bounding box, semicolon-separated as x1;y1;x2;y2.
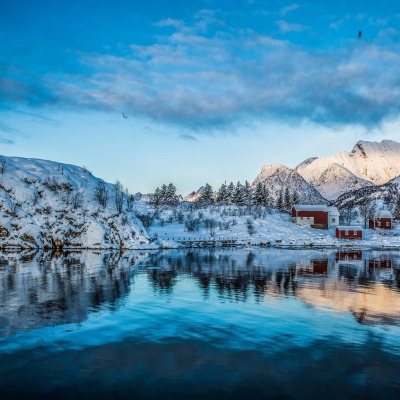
368;210;393;230
336;226;363;240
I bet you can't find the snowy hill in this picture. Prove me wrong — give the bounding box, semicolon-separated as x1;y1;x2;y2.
252;164;328;204
0;155;152;250
296;140;400;200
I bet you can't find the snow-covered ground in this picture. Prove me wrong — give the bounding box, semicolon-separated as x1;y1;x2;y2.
134;202;400;249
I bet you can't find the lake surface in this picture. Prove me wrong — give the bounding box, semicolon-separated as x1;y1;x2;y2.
1;248;400;399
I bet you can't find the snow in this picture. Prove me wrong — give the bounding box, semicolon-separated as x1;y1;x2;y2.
252;164;327;204
0;155;154;250
375;210;393;218
296;140;400;200
0;150;399;251
138;203;400;249
337;225;363;231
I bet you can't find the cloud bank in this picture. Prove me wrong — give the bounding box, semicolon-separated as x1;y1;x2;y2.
2;12;400;132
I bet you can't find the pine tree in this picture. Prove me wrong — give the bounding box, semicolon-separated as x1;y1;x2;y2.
251;182;264;206
262;185;271;208
227;182;235;204
276;189;284;212
159;184;168;204
150;187;161;206
292;190;300;206
165;183;179;206
243;181;251;206
216;183;228;205
393;196;400;221
284;187;291;213
232;181;246;205
199;183;213;206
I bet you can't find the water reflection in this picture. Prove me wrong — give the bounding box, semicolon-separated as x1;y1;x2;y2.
0;250;146;334
1;248;400;398
139;249;400;327
1;248;400;336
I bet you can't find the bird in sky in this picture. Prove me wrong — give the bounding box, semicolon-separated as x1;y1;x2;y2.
358;31;362;38
122;113;128;119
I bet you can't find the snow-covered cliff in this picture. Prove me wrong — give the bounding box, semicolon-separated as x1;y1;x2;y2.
0;155;152;250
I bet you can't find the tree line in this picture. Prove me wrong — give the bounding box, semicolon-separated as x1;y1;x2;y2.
150;181;301;213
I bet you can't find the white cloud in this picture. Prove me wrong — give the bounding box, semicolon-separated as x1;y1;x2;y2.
280;3;299;16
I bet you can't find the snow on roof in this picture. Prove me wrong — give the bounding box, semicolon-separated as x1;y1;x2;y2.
375;210;393;218
292;204;329;212
329;207;340;216
336;225;363;231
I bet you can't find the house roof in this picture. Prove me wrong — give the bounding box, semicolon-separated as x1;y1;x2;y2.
337;225;363;231
329;207;340;216
374;210;393;219
292;205;340;215
292;205;329;212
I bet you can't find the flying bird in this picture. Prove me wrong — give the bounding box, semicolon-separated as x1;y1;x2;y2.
122;113;128;119
358;31;362;38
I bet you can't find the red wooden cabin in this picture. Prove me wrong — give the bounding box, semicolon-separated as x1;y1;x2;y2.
368;210;393;230
335;226;363;239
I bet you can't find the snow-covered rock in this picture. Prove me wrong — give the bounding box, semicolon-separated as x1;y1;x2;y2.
296;140;400;200
0;155;153;250
252;163;328;204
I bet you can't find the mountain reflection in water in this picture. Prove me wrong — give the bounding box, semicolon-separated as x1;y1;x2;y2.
0;248;400;399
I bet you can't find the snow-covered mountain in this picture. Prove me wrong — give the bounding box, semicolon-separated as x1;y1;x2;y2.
183;186;205;202
296;140;400;200
334;178;400;210
0;155;152;250
252;163;328;204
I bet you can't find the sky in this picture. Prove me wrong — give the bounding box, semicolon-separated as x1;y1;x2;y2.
1;0;400;195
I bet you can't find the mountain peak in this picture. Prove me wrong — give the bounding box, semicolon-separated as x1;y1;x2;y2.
296;139;400;199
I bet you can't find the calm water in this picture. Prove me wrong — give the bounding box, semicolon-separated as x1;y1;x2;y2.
1;248;400;399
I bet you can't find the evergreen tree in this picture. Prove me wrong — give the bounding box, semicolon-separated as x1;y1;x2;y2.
393;196;400;221
227;182;235;204
150;187;161;206
292;190;301;206
165;183;179;206
232;181;246;205
216;183;228;205
243;181;251;205
262;185;271;208
199;183;213;206
276;189;284;212
251;182;264;206
284;187;291;213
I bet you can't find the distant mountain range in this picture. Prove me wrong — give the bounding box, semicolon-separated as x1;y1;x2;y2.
295;140;400;200
252;140;400;205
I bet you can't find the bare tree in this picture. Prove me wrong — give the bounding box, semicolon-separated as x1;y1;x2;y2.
71;191;84;209
114;184;124;214
340;205;357;225
94;181;109;208
0;158;7;174
358;199;376;228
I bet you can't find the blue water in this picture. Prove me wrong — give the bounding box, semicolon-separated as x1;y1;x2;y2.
0;248;400;399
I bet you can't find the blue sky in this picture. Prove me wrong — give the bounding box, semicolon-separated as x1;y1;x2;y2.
1;0;400;194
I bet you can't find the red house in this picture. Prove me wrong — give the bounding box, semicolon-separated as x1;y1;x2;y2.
336;226;363;240
368;210;393;230
335;250;363;261
292;205;340;230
